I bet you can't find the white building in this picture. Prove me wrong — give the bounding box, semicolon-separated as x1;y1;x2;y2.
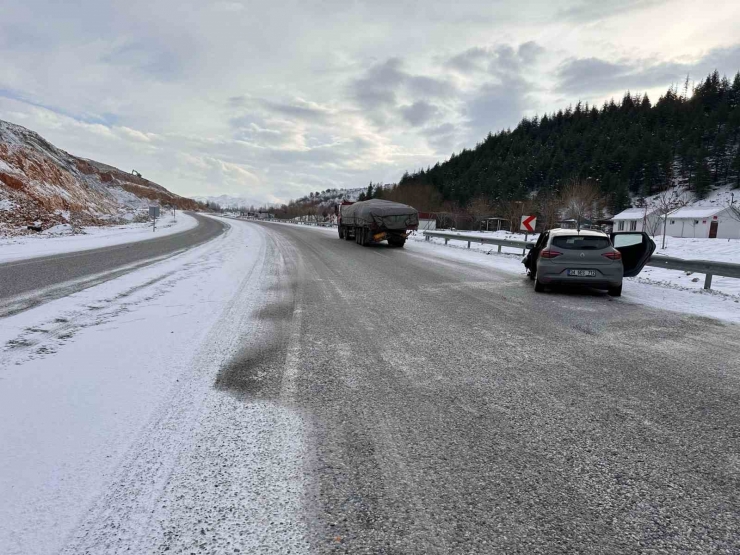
612;207;661;234
417;212;437;230
663;206;740;239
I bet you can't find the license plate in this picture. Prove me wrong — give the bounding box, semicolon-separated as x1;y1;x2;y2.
568;269;596;277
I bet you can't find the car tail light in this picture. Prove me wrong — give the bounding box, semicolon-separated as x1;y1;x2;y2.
602;251;622;260
540;249;563;259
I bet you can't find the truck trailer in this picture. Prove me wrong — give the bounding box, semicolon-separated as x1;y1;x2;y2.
338;199;419;247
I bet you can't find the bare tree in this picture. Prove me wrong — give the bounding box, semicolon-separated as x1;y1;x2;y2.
466;197;492;231
653;187;690;248
438;201;464;229
725;192;740;240
559;179;603;227
536;190;562;231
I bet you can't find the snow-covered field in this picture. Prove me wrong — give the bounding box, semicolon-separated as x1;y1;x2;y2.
0;217;309;554
637;235;740;297
0;212;197;263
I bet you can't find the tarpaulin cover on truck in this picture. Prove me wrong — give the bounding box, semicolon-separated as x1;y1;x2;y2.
341;199;419;230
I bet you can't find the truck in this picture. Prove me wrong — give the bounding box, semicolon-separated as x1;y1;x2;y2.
337;199;419;247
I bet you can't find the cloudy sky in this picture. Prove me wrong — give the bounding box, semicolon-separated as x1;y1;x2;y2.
1;0;739;205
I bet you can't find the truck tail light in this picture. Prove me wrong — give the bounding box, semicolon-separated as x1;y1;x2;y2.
540;249;563;259
602;251;622;260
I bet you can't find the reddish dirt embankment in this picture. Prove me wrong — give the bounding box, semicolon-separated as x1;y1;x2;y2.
0;119;204;233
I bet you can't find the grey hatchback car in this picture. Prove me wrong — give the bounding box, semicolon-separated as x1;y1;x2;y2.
523;228;655;296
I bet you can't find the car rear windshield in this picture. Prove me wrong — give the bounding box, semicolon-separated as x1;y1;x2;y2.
551;236;610;250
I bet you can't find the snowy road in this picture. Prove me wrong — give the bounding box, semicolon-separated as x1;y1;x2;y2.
0;213;225;317
1;218;739;554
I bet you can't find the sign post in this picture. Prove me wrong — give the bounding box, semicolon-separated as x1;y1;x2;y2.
149;206;160;232
520;215;536;233
520;215;536;254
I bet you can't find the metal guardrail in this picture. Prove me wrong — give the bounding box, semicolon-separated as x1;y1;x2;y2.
646;255;740;290
423;230;740;291
422;230;534;254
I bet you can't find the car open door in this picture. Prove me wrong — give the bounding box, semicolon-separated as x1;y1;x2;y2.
609;232;656;277
523;231;548;273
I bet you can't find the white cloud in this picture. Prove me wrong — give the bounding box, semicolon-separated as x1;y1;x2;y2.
0;0;738;204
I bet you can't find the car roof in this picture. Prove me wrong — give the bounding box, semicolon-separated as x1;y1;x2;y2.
547;228;608;237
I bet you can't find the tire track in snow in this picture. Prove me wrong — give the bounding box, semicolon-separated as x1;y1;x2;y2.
58;221;311;554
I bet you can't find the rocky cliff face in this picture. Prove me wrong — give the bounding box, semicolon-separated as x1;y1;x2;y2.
0;119;201;233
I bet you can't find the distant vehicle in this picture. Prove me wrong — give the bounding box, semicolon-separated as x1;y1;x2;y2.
522;228;655;297
338;199;419;247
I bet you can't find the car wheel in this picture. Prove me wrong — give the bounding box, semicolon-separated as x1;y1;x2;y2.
534;274;545;292
608;284;622;297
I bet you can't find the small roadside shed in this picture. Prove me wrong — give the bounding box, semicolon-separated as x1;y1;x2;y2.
483;217;507;232
664;206;740;239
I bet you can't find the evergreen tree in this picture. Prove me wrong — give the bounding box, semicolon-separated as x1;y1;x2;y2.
695;157;712;199
391;70;740;208
732;148;740;188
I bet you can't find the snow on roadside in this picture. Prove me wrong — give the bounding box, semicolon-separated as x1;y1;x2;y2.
404;232;739;323
634;235;740;297
0;212;198;263
0;217;309;555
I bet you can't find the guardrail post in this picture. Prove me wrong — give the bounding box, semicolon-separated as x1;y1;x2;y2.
426;235;430;241
498;245;501;253
704;274;713;290
445;238;449;245
467;241;470;249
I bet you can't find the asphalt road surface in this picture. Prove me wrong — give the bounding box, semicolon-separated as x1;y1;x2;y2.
229;222;740;554
0;213;225;317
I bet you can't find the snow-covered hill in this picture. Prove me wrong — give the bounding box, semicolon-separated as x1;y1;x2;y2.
304;187;365;204
192;195;259;210
194;187;367;212
0;119;201;234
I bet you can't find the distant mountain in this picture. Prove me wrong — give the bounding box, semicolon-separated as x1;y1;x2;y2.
192;195;260;210
0;119;201;233
294;187;365;206
194;187;367;214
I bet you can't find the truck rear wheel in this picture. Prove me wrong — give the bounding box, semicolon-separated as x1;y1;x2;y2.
338;226;344;239
388;236;406;248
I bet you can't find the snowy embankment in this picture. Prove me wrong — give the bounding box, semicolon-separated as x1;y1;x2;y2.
0;217;309;555
0;212;198;264
638;235;740;297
